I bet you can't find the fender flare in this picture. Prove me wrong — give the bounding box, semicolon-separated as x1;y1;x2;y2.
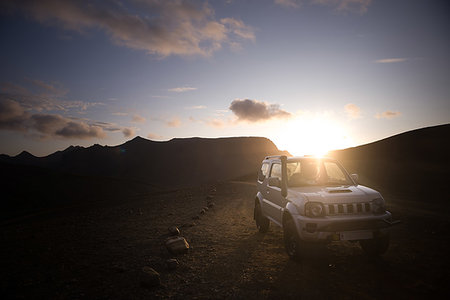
283;202;300;225
255;191;264;207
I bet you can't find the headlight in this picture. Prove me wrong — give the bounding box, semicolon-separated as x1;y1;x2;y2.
305;202;325;217
371;198;386;214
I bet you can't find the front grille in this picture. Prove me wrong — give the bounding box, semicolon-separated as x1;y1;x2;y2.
326;202;372;215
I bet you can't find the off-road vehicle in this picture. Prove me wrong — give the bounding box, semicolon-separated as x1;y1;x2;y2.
254;155;397;259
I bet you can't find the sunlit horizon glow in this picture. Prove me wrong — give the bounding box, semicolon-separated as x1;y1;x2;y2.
271;114;354;156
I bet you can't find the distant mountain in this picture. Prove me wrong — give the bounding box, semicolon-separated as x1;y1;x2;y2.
1;136;287;188
329;124;450;201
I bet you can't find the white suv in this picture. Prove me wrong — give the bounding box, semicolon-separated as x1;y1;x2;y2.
254;155;395;259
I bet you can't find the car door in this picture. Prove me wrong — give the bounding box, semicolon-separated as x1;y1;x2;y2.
263;163;285;225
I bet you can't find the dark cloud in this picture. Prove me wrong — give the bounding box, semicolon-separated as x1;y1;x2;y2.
122;127;135;138
229;99;291;122
275;0;372;14
0;98;29;131
1;80;102;112
0;98;105;139
2;0;255;57
375;111;401;119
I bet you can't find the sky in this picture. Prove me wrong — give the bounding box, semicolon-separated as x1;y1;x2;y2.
0;0;449;157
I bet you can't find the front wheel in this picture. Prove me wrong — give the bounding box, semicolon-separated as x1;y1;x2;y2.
254;202;269;233
360;234;390;257
283;217;303;261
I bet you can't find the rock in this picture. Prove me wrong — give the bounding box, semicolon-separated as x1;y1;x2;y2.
192;215;200;220
168;226;180;236
206;195;214;201
165;236;190;255
203;206;209;211
166;258;179;270
140;266;160;288
200;209;206;215
207;202;215;208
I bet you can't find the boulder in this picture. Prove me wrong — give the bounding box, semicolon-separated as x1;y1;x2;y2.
168;226;180;236
140;266;160;288
166;258;179;270
165;236;190;255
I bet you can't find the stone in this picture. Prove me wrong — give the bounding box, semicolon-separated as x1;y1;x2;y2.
168;226;180;236
200;209;206;215
165;236;190;255
166;258;179;270
207;202;215;208
140;266;160;288
203;206;209;211
206;195;214;201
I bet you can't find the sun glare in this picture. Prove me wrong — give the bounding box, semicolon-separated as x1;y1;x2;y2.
272;114;353;156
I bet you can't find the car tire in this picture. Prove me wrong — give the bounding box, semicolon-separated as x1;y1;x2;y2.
360;234;390;257
283;216;303;261
254;202;269;233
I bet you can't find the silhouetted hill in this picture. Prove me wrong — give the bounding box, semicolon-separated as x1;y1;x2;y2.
329;124;450;201
1;136;287;188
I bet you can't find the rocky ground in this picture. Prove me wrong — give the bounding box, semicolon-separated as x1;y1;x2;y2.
1;181;449;299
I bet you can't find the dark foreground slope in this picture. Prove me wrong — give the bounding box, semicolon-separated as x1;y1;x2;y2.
329;124;450;202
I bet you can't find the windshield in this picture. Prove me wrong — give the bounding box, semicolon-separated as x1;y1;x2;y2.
287;159;353;187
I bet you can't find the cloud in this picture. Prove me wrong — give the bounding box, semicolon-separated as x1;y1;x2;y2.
375;58;408;64
147;132;163;140
168;86;197;93
375;111;401;119
0;98;105;139
275;0;372;13
112;112;128;116
0;98;29;131
344;103;361;119
206;119;226;128
274;0;301;8
1;80;102;112
220;18;255;41
122;127;135;138
166;118;181;127
2;0;255;57
29;79;68;97
229;99;291;122
132;114;146;123
186;105;206;110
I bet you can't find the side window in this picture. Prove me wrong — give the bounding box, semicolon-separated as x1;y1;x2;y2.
261;163;269;177
270;163;282;180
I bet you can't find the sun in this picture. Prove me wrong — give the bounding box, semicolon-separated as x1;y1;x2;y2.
272;114;353;156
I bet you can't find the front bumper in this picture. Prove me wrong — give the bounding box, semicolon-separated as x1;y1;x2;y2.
292;211;392;242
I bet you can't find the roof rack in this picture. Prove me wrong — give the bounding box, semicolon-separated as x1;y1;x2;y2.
264;155;286;160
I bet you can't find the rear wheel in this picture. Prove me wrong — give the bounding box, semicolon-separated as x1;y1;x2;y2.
254;202;269;233
360;234;390;257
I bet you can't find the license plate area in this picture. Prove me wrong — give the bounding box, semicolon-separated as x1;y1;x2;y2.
340;230;373;241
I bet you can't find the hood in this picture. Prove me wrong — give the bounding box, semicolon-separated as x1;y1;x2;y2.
287;185;381;207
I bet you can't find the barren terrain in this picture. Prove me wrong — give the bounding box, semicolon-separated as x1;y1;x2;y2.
2;180;449;299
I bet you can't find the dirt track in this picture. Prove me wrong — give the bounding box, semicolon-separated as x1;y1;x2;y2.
1;181;449;299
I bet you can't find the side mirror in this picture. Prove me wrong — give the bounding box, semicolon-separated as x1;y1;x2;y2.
257;170;265;182
350;173;359;184
268;177;281;188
